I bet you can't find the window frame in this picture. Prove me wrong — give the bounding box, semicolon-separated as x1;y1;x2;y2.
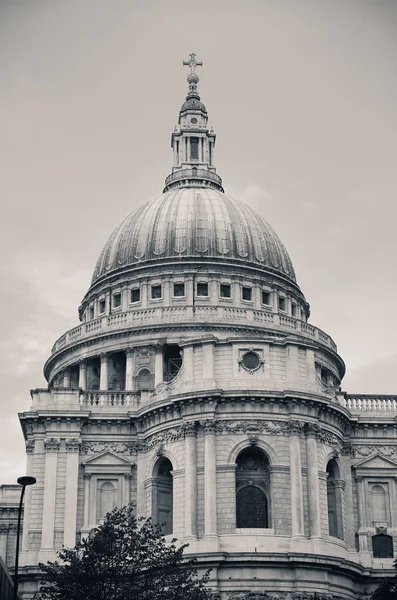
278;295;286;312
112;292;122;309
196;282;209;297
241;286;253;302
151;284;163;300
261;290;271;306
99;298;106;315
130;287;141;304
173;282;186;298
220;283;232;299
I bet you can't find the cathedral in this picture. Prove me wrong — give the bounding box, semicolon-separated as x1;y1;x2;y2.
1;55;397;599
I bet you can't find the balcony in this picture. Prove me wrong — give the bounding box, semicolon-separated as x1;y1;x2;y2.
342;395;397;412
51;306;338;355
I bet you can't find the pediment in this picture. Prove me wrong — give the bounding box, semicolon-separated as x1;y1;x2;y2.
82;451;133;467
354;453;397;470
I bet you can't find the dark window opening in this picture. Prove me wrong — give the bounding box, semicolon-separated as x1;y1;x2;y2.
326;459;343;539
262;291;270;305
131;288;141;303
197;282;208;297
242;287;252;301
372;534;393;558
190;137;199;160
291;303;297;317
155;458;173;535
220;283;231;298
173;283;185;297
163;345;182;382
278;296;286;312
236;447;270;529
151;285;162;299
113;293;121;308
99;299;106;314
89;306;94;319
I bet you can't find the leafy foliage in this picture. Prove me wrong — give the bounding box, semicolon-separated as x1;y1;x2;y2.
371;559;397;600
33;505;213;600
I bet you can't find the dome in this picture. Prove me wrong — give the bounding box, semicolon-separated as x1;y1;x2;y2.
91;187;296;284
180;98;207;112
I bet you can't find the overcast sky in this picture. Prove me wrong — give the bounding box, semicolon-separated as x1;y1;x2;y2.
0;0;396;483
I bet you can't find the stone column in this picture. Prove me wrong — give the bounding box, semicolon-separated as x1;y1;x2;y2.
39;438;60;560
125;349;135;391
271;291;278;313
82;473;92;530
202;421;217;539
182;345;194;384
305;424;321;538
78;360;87;389
154;346;163;387
100;354;109;390
202;342;215;381
21;440;35;554
63;439;81;548
288;421;304;537
356;475;367;529
124;473;132;506
184;422;197;538
0;524;8;561
63;369;71;388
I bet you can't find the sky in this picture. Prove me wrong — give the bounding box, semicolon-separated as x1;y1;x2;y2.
0;0;396;483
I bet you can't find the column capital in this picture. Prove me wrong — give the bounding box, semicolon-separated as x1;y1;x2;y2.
124;472;133;480
287;420;305;436
200;419;216;435
65;438;82;452
84;472;92;480
78;359;87;368
184;421;197;437
305;422;320;438
0;524;9;533
125;347;135;358
44;437;61;451
355;474;364;483
25;439;35;454
100;353;109;363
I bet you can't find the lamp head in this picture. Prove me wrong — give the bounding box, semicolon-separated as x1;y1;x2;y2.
17;476;36;487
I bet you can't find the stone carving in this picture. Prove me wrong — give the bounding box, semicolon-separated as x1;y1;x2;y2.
65;438;81;452
305;423;320;438
215;420;290;436
248;433;259;445
352;445;397;458
375;525;388;535
200;420;217;434
287;420;305;436
315;429;340;446
25;439;35;454
0;524;9;533
183;421;197;437
155;444;164;457
341;441;353;456
150;381;175;397
226;593;343;600
81;441;135;454
146;427;186;450
44;438;61;451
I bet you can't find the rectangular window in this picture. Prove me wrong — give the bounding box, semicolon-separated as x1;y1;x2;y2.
173;283;185;297
242;286;252;301
113;293;121;308
291;303;297;317
197;282;208;297
278;296;286;312
262;290;270;306
220;283;231;298
89;306;94;319
131;288;141;303
151;284;162;300
99;299;106;314
190;137;199;160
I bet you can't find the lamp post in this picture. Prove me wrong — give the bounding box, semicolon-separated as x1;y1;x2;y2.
13;476;36;600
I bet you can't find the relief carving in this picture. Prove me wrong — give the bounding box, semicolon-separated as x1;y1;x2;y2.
44;438;61;451
25;439;35;454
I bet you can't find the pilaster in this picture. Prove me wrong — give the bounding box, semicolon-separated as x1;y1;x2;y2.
184;422;197;539
305;424;321;538
201;420;218;548
99;353;109;390
288;421;304;537
39;438;60;561
63;438;81;548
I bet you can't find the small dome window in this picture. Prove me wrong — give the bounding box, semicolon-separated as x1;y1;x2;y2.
131;288;141;303
151;285;162;300
241;351;262;373
197;282;208;297
242;286;252;302
173;283;185;297
220;283;231;298
262;290;270;306
112;293;121;309
278;296;286;312
99;299;106;314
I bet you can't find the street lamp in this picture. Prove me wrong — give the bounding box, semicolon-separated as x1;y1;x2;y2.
13;476;36;600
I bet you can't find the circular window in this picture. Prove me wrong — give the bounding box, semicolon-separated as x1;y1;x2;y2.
241;351;261;372
190;117;198;124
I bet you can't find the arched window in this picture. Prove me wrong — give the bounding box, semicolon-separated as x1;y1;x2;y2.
326;459;343;539
370;484;388;524
137;368;154;391
153;458;173;535
372;534;393;558
235;447;270;529
98;481;116;521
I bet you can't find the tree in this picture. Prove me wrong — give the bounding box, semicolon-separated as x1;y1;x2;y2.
33;505;214;600
371;559;397;600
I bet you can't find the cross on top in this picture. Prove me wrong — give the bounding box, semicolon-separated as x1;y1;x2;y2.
183;53;203;74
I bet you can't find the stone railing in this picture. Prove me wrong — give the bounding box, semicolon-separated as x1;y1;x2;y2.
79;391;140;409
343;395;397;412
52;305;337;354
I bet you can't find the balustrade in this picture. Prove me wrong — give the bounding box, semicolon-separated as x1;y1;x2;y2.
343;395;397;411
79;391;140;409
51;305;337;354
